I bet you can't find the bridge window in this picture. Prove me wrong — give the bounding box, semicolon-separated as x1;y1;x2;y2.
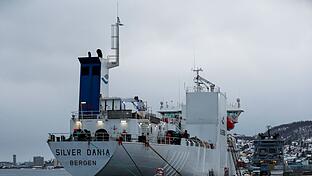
259;148;267;154
269;148;276;153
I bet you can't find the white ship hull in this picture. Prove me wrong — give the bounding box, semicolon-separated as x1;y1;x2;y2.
49;141;235;176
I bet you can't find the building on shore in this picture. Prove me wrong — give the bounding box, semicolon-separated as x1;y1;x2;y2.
33;156;44;168
13;155;16;166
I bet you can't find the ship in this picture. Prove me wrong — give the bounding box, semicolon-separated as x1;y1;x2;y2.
251;127;284;175
47;17;244;176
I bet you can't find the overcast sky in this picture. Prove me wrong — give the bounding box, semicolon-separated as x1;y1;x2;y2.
0;0;311;162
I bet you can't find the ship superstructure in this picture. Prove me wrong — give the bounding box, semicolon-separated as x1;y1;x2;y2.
252;127;284;175
47;17;244;176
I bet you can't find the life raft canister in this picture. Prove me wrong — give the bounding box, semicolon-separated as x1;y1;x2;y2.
227;117;235;130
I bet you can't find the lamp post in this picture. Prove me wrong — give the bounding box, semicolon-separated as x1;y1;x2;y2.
80;101;86;120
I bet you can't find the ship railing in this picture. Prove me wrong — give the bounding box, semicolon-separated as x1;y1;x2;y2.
48;132;110;142
48;133;215;149
185;86;221;93
155;136;214;149
184;139;215;149
48;133;71;142
156;136;182;145
48;132;141;143
71;111;100;119
183;138;215;149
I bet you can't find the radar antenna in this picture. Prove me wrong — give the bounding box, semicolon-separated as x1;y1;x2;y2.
192;67;216;92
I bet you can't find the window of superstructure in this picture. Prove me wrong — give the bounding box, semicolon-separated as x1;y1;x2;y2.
259;148;267;154
269;148;276;153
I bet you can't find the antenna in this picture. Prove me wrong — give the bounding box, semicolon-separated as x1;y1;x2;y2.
178;80;181;108
116;0;119;17
192;67;216;92
193;49;196;70
236;98;241;108
193;67;203;77
192;67;203;92
267;125;271;137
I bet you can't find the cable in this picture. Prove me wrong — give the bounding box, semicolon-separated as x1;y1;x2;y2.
121;143;144;176
147;142;182;176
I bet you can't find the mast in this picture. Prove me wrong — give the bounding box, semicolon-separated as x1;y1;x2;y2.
100;17;123;98
192;67;216;92
108;17;123;69
193;67;203;92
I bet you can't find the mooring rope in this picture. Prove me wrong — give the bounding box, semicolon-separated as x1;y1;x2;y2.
121;143;144;176
146;142;182;176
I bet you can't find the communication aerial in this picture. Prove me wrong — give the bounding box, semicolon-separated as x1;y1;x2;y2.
192;67;216;92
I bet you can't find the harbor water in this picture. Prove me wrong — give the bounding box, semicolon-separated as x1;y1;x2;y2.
0;169;70;176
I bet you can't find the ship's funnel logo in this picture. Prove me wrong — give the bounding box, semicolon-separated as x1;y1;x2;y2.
101;74;109;84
